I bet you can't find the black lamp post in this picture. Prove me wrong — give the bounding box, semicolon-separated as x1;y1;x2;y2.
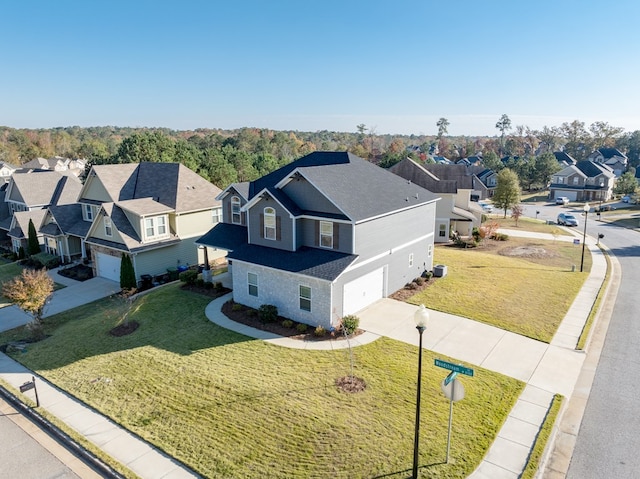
412;305;430;479
580;203;590;272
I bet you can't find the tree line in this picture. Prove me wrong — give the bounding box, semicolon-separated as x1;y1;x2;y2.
1;118;639;190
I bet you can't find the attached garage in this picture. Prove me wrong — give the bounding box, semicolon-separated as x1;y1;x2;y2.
96;252;121;282
342;267;384;315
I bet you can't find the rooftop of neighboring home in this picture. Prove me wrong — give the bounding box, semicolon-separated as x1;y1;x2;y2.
6;170;82;208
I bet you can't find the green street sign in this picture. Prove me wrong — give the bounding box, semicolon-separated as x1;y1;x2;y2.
434;359;474;377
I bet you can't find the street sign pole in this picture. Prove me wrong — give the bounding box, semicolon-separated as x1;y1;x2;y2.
446;381;454;463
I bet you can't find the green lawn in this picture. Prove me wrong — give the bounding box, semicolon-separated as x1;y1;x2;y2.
485;216;572;235
0;284;523;479
0;262;25;308
408;238;590;342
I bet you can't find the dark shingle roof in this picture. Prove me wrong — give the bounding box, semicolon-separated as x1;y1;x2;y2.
47;204;90;237
554;152;576;165
575;160;614;178
389;158;455;194
196;223;248;251
598;147;626;159
245;152;437;223
229;244;357;281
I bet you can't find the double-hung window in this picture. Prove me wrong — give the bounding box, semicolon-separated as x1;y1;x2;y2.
212;207;222;224
248;272;258;297
231;196;241;224
299;285;311;312
104;217;113;237
84;204;93;221
144;215;168;241
264;207;276;240
320;221;333;248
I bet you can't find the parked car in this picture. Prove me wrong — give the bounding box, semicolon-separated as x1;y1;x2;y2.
478;201;493;213
622;195;631;203
555;196;570;205
557;213;578;226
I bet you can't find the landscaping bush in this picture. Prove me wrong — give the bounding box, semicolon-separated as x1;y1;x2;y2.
231;302;243;312
213;282;223;292
341;315;360;335
422;271;433;280
195;278;205;287
405;282;417;290
414;277;424;285
493;233;509;241
281;319;294;328
204;281;214;290
179;269;198;285
314;326;326;337
31;252;60;269
18;247;25;260
296;323;308;333
258;304;278;323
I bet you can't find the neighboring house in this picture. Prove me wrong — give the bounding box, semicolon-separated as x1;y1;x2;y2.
197;151;439;329
0;170;82;247
60;162;224;283
472;167;499;197
431;156;451;164
389;159;484;242
553;151;577;167
549;160;615;202
21;156;87;177
588;148;628;177
7;210;47;254
0;162;17;183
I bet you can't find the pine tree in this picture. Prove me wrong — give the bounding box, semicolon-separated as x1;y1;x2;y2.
120;253;137;289
27;219;41;256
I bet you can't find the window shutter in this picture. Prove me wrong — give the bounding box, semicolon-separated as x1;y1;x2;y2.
314;221;319;246
276;216;281;241
226;202;230;223
333;222;339;249
260;214;264;238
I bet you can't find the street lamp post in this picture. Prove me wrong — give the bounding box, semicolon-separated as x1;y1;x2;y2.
580;203;590;272
412;305;430;479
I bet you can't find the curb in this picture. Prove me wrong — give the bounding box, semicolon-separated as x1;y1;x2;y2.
0;383;127;479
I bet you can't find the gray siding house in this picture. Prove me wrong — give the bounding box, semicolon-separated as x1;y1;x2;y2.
198;151;439;329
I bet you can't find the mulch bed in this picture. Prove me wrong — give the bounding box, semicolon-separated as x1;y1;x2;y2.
220;300;364;342
57;264;94;281
335;375;367;393
389;277;435;302
109;321;140;337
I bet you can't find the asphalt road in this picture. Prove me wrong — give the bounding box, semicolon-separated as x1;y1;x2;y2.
565;217;640;478
0;395;82;479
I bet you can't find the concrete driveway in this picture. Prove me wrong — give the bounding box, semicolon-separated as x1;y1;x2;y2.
0;270;119;333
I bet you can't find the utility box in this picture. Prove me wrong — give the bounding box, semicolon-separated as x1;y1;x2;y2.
433;264;448;278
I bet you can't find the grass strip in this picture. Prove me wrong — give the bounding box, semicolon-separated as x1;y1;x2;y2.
521;393;564;479
576;246;611;350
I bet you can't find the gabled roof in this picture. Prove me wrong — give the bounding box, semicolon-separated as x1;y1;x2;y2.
196;223;250;251
597;147;627;160
575;160;614;178
554;151;576;165
389;158;456;194
46;204;91;237
85;162;221;213
8;170;81;207
8;210;47;239
240;152;437;223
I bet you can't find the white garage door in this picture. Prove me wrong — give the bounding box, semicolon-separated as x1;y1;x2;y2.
96;253;121;282
343;267;384;315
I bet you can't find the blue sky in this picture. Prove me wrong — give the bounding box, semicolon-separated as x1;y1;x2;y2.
2;0;639;136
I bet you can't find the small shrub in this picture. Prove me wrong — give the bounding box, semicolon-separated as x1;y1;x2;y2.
259;304;278;323
195;278;205;287
314;325;326;337
204;281;214;290
296;323;308;333
341;315;360;335
213;281;223;291
179;269;198;285
18;246;25;260
247;309;257;317
494;233;509;241
406;282;417;290
282;319;294;328
415;277;424;285
422;271;433;280
231;303;243;312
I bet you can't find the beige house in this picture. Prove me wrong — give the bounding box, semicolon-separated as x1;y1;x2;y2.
39;162;224;283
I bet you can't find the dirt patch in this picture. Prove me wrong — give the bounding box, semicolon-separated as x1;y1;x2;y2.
109;321;140;336
335;375;366;393
499;245;557;259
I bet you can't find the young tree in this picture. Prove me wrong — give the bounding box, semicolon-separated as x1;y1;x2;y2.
2;268;54;339
120;253;137;290
27;218;40;256
493;168;521;218
511;204;524;227
534;152;561;188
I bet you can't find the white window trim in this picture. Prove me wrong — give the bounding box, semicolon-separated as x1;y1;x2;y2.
84;204;93;222
248;272;258;297
212;207;222;224
409;253;414;267
143;215;169;242
299;285;311;312
104;217;113;237
320;221;333;248
264;207;276;240
231;196;241;224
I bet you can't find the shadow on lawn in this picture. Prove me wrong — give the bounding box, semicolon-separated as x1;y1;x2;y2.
370;461;448;479
0;287;254;370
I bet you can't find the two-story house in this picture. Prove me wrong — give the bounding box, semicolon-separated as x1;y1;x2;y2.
549;160;615;202
0;170;82;253
39;162;223;282
197;152;439;329
389;159;484;242
587;147;628;177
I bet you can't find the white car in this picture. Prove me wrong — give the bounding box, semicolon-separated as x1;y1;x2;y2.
478;202;493;213
555;197;570;205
